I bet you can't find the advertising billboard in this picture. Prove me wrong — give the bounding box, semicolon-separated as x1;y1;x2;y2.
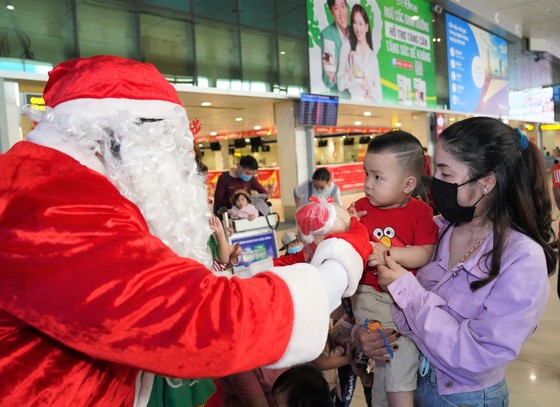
307;0;436;107
445;13;508;115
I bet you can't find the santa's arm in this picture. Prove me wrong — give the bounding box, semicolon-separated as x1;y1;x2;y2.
1;186;368;378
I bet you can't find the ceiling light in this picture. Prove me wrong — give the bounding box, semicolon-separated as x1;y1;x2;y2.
210;131;217;136
394;122;402;127
235;117;243;122
280;51;286;55
7;4;15;10
354;121;362;126
363;111;372;116
201;101;212;107
254;125;261;130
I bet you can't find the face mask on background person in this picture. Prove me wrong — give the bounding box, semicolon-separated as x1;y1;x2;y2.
431;177;485;224
239;167;254;182
287;245;303;255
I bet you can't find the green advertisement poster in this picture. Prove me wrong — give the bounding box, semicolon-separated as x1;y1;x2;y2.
307;0;436;108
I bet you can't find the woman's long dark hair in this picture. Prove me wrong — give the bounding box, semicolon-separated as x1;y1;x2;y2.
438;117;557;290
349;4;373;52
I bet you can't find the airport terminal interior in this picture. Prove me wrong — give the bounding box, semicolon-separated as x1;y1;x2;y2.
1;0;560;406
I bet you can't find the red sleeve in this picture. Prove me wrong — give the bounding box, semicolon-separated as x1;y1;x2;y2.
411;199;439;245
274;250;307;266
252;178;268;195
0;172;294;379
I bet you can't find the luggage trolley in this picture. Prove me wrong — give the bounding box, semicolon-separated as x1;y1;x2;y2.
221;209;280;274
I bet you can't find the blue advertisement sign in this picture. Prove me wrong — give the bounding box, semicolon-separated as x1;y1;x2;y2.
445;13;508;115
231;229;278;272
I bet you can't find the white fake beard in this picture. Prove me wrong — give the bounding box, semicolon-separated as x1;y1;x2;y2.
31;107;213;267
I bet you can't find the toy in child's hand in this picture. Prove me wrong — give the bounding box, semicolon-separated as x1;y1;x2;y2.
363;318;394;359
295;198;352;261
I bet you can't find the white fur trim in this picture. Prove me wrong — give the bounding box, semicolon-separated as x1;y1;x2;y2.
265;263;330;368
247;257;275;275
52;98;187;128
310;238;364;297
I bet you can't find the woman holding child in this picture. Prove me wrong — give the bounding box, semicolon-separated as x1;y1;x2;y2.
357;117;556;406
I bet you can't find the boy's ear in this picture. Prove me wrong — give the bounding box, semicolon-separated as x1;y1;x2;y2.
403;175;417;194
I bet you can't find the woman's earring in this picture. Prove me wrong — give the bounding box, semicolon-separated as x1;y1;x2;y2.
483;187;488;194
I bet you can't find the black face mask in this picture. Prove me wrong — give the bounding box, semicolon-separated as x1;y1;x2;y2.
431;177;484;224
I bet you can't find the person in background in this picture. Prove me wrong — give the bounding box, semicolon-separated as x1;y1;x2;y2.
337;3;382;102
272;364;332;407
359;118;557;406
213;155;268;215
279;231;303;255
230;189;260;220
351;130;438;407
293;167;342;208
321;0;350;97
422;147;432;177
219;367;288;407
312;322;354;406
551;158;560;299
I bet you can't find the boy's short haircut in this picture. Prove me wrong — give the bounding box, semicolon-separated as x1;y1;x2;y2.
367;130;424;179
239;155;258;171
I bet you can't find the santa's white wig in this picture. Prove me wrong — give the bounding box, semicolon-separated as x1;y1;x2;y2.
25;98;213;268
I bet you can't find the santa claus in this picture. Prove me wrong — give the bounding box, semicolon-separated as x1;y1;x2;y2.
0;55;378;406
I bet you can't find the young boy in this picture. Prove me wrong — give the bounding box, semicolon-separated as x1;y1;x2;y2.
352;130;438;407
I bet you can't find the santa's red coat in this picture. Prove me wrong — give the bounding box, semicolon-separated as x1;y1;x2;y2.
0;142;333;405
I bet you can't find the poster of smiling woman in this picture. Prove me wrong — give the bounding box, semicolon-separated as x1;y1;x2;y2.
307;0;436;108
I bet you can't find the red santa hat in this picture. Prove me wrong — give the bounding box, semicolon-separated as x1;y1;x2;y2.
41;55;185;121
295;199;337;244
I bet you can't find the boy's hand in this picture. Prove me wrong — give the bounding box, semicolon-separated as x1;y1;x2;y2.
347;202;367;221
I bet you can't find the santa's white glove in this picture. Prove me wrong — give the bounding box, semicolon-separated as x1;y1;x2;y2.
311;217;371;298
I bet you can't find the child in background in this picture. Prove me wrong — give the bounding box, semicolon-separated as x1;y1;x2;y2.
230;189;259;220
312;320;354;406
208;213;242;273
272;365;332;407
351;131;438;407
279;231;303;255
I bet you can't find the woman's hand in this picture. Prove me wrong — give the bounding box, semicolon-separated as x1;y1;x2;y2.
377;251;408;291
366;242;388;269
355;326;400;363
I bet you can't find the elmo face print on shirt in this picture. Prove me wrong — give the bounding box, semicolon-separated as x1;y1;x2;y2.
372;227;406;248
